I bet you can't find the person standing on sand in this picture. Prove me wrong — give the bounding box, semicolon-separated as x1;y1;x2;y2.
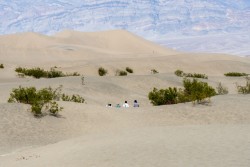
122;101;129;108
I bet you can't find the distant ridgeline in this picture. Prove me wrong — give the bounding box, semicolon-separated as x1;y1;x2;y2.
1;0;249;37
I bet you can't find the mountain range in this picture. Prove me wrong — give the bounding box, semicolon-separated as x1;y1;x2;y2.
1;0;250;56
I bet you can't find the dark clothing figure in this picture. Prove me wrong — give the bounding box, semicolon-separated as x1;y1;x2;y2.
133;100;139;107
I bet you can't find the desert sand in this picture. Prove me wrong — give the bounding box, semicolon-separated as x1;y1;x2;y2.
0;30;250;167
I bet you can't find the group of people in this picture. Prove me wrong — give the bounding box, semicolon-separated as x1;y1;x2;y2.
106;100;139;108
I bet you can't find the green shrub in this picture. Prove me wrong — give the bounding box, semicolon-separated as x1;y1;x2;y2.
116;70;127;76
47;68;65;78
15;67;79;79
15;67;24;73
184;73;208;79
151;69;159;74
224;72;248;77
125;67;133;73
236;77;250;94
8;86;62;117
175;70;208;79
216;82;229;95
148;87;178;106
98;67;108;76
183;78;216;103
148;78;216;106
61;93;85;103
175;70;184;77
0;64;4;68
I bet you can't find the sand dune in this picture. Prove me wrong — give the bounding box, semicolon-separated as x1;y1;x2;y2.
0;30;250;166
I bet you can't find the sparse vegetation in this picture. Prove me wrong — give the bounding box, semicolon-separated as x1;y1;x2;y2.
148;78;216;106
8;85;85;117
224;72;248;77
174;69;208;79
98;67;108;76
148;87;178;105
183;78;216;103
151;69;159;74
8;86;62;117
174;69;183;77
115;70;127;76
216;82;229;95
0;64;4;68
15;67;80;79
61;93;85;103
236;77;250;94
125;67;134;73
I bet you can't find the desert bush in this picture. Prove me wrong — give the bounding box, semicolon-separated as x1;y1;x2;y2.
148;87;178;106
185;73;208;79
175;70;184;77
183;78;216;103
151;69;159;74
125;67;133;73
148;78;216;106
176;88;191;103
216;82;229;95
115;70;127;76
175;70;208;79
61;93;85;103
8;86;62;117
236;77;250;94
98;67;108;76
47;68;65;78
68;72;80;76
0;64;4;68
224;72;248;77
15;67;79;79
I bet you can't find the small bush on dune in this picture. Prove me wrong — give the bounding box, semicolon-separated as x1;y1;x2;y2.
47;68;65;78
98;67;108;76
8;86;62;117
15;67;79;79
116;70;127;76
151;69;159;74
175;70;184;77
175;70;208;79
125;67;134;73
148;87;178;106
236;77;250;94
0;64;4;68
183;78;216;104
224;72;248;77
148;78;216;106
61;93;85;103
8;85;85;117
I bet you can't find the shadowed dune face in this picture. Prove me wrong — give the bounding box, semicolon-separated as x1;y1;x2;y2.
0;30;250;167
